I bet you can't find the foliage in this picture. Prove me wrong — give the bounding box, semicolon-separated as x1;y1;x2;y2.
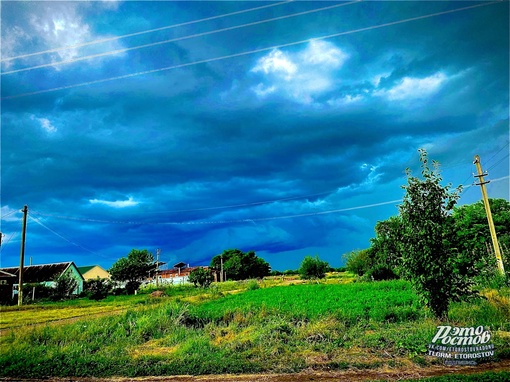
83;278;111;300
370;216;404;273
299;255;329;280
51;273;78;301
188;268;214;288
365;264;399;281
109;249;155;293
399;149;468;318
344;249;372;276
452;198;510;283
210;249;270;281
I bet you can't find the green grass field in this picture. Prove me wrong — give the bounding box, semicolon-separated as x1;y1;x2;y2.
0;276;509;379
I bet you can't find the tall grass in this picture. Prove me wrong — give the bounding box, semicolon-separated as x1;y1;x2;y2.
1;280;508;378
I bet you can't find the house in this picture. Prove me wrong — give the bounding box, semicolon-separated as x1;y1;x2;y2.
154;262;217;285
77;265;110;280
0;270;17;304
0;262;84;301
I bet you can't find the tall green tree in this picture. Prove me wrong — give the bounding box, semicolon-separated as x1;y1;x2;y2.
210;249;270;280
452;199;510;283
109;249;155;293
399;149;469;318
299;255;329;280
370;216;404;271
188;268;214;288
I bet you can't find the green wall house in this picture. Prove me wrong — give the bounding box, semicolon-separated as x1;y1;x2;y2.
0;262;84;301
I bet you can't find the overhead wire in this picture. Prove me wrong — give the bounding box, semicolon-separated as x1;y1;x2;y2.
2;1;361;75
28;214;104;257
0;209;20;220
0;232;16;252
1;0;294;63
2;0;501;100
483;141;509;167
30;198;403;226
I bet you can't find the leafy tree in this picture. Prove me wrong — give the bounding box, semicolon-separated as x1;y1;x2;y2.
344;249;372;276
370;216;404;272
83;278;111;300
452;199;510;286
188;267;214;288
210;249;270;281
399;149;470;318
52;273;78;301
299;255;329;280
109;249;155;294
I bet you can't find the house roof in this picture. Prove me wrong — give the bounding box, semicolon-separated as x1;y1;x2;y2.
0;262;84;283
77;265;96;274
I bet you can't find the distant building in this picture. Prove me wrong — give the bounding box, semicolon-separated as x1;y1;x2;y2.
149;262;219;285
78;265;110;280
0;262;84;302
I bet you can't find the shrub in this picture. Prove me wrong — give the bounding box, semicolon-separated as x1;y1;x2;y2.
188;268;214;288
299;256;329;280
83;278;111;300
365;265;399;281
344;249;372;276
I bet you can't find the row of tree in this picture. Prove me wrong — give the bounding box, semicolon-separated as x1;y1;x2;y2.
107;247;333;291
345;149;509;318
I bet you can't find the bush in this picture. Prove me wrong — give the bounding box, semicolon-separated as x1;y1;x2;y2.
188;268;214;288
344;249;372;276
365;265;399;281
83;278;111;300
299;256;329;280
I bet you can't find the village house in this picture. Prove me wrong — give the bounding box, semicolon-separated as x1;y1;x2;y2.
0;262;84;302
150;262;219;285
77;265;110;280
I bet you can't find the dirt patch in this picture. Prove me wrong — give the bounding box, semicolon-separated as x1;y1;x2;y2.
2;359;508;382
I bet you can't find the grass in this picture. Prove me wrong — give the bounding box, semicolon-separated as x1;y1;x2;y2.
0;278;508;379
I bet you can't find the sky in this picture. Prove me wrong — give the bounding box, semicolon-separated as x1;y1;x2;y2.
1;0;509;272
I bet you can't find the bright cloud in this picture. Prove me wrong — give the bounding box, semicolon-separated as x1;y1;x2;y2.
250;40;348;103
252;49;297;80
29;6;92;63
300;40;348;67
31;115;57;133
89;197;140;208
381;72;447;101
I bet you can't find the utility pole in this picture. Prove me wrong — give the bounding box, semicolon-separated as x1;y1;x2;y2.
156;248;161;288
18;205;28;306
473;155;505;275
220;255;224;283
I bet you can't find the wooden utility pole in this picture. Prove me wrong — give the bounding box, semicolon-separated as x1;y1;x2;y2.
18;205;28;306
156;248;161;288
473;155;505;275
220;255;224;282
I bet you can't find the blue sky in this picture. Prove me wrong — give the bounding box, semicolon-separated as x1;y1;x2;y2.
1;0;509;272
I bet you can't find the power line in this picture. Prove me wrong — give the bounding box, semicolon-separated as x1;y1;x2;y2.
1;0;294;63
31;198;402;226
484;141;509;168
487;154;509;173
28;215;101;256
0;232;16;251
2;1;360;75
2;0;500;100
0;209;20;220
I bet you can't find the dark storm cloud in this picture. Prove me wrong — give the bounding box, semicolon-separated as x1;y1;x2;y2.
1;1;508;270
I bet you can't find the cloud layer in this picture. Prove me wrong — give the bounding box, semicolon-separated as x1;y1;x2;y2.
1;1;508;271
